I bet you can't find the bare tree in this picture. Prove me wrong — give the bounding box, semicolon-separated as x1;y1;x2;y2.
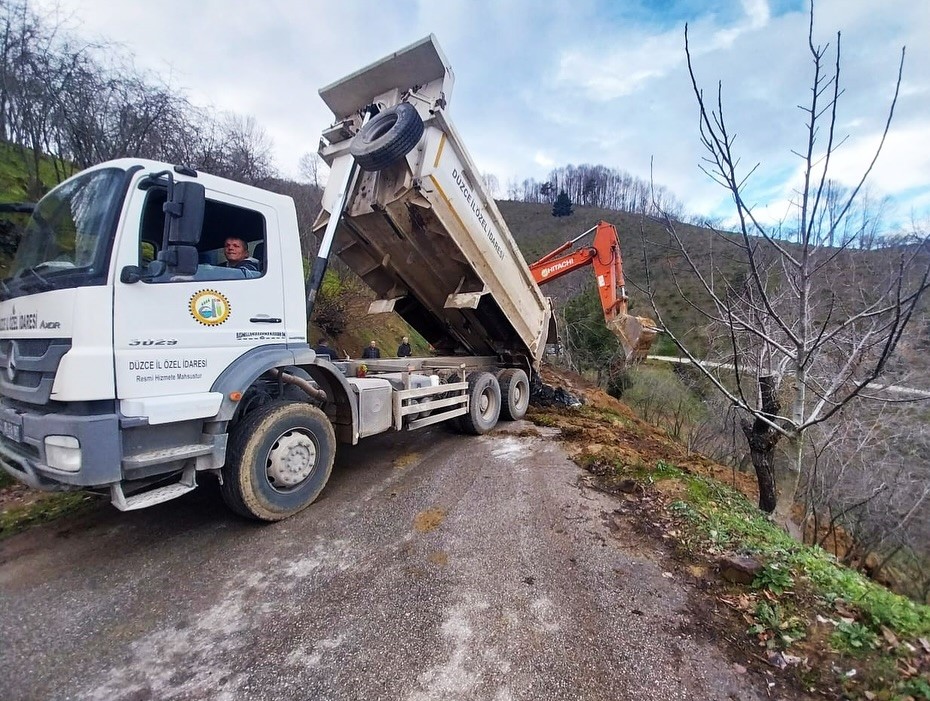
298;151;324;188
0;0;93;194
517;163;685;218
0;3;281;189
645;4;930;523
482;172;500;199
213;114;275;185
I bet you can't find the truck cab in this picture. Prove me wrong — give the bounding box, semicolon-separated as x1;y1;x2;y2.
0;161;326;504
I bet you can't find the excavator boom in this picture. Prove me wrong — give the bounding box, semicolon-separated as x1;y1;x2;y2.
529;221;658;364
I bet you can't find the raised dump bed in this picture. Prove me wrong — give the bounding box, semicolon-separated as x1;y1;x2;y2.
314;35;554;370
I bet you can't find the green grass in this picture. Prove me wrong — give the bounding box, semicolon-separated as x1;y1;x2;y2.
0;140;67;202
0;490;100;539
650;461;930;697
673;473;930;635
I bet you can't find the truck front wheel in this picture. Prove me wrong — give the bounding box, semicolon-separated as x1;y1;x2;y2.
458;372;501;435
221;401;336;521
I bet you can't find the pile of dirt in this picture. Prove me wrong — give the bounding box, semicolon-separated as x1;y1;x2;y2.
534;362;761;502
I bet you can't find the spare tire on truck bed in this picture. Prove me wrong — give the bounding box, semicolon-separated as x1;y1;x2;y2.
349;102;424;172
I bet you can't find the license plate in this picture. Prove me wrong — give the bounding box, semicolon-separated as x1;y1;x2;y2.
1;419;22;443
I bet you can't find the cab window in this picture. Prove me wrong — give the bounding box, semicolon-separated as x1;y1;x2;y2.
138;187;267;281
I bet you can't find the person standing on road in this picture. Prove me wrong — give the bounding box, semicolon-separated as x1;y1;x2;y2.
397;336;412;357
362;340;381;359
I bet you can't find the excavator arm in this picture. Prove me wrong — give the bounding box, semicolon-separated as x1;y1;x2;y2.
529;221;658;364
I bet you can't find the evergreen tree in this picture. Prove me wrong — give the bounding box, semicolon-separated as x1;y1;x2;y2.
551;190;573;217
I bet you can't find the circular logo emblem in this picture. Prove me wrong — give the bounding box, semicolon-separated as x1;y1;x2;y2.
189;290;231;326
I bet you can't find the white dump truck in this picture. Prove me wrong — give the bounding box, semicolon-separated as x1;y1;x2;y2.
0;36;556;520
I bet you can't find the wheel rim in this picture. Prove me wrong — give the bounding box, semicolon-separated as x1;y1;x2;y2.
265;428;318;491
512;382;525;407
478;387;495;419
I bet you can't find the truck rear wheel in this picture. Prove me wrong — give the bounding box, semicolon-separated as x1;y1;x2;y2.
457;371;501;435
221;401;336;521
498;368;530;421
349;102;424;172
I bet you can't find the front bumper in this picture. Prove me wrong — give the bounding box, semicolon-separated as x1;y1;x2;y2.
0;402;121;489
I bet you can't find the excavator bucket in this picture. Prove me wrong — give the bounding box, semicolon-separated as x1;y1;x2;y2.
606;314;659;365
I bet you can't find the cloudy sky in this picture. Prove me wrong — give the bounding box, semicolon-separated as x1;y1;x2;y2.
38;0;930;229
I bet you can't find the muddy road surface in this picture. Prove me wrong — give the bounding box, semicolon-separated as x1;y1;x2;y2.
0;421;766;701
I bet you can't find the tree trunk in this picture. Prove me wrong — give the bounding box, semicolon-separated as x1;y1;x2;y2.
741;375;783;513
773;435;803;525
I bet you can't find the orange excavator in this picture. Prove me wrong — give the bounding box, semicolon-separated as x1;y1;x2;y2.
528;220;659;364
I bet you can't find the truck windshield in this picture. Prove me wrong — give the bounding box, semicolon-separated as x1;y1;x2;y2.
3;167;127;300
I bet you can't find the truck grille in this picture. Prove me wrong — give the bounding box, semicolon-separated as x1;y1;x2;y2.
0;338;71;405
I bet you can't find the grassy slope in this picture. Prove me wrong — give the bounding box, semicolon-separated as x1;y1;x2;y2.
0;141;63;202
310;296;430;361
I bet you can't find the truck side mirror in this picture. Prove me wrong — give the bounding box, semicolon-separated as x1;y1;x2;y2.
156;245;198;276
120;260;168;284
165;181;205;246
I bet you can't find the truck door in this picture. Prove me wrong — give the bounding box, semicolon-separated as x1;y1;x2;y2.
113;176;288;401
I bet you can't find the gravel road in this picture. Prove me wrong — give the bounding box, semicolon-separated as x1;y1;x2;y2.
0;421;768;701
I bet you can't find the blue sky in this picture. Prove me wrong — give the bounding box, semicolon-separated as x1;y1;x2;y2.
39;0;930;231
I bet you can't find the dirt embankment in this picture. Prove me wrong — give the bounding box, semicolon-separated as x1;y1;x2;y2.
536;364;760;497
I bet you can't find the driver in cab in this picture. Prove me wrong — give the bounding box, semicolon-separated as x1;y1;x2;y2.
222;237;260;273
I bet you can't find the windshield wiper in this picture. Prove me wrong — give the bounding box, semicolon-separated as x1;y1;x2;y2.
16;265;55;291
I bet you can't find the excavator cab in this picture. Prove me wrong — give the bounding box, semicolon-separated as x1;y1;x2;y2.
529;221;658;365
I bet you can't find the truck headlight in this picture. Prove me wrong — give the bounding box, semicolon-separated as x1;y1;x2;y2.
44;435;82;472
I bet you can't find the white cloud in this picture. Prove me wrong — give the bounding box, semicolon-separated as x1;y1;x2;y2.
741;0;771;27
556;30;683;100
534;152;555;169
828;123;930;194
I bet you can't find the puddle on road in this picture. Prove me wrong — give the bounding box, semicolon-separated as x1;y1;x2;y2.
489;436;531;459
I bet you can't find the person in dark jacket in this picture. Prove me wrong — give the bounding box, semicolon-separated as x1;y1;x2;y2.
362;340;381;359
313;338;333;359
397;336;412;357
